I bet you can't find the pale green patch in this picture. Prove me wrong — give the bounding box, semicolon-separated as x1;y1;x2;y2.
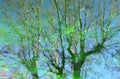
109;12;117;20
0;25;24;45
65;26;75;35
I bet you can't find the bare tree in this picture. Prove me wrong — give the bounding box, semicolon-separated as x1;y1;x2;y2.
42;0;120;79
0;0;44;79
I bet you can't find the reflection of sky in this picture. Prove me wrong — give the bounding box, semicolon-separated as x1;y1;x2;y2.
85;53;120;79
0;0;120;79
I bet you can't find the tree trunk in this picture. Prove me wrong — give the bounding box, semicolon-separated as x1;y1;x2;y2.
57;76;65;79
73;62;81;79
32;72;39;79
57;69;65;79
31;66;39;79
73;59;85;79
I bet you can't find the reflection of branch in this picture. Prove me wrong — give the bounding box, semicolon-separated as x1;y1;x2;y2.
2;54;20;63
67;45;75;57
85;40;105;57
43;51;59;70
47;63;53;72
